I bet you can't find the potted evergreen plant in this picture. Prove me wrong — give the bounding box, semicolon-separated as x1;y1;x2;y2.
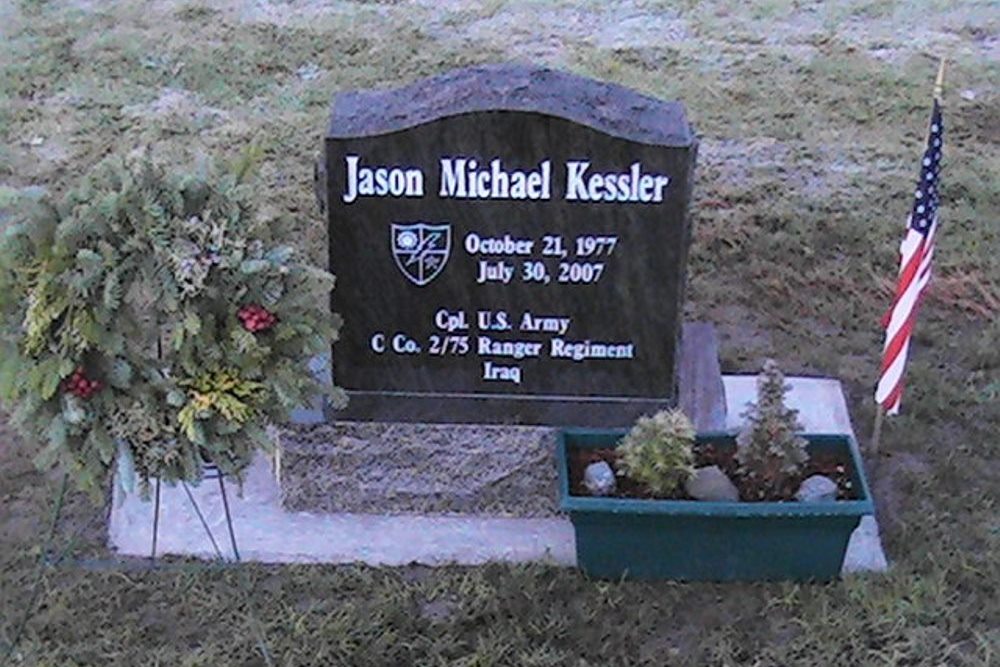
557;361;874;581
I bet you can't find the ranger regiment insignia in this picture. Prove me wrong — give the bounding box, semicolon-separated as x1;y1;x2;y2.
390;222;452;287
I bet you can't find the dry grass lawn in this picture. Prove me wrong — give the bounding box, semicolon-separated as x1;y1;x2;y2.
1;0;998;665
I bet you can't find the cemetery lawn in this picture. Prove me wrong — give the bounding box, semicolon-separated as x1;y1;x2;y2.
1;1;997;665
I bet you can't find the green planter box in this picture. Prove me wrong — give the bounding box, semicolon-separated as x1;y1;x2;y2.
557;430;874;581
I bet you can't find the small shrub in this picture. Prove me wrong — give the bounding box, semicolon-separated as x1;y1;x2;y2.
617;408;695;496
736;359;809;498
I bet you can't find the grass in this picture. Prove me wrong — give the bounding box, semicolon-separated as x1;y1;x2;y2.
1;0;998;665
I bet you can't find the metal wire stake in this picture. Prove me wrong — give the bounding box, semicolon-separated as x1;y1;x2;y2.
181;481;224;561
150;477;161;561
1;474;68;666
217;475;240;562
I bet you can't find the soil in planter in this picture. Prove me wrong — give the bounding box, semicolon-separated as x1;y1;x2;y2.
569;444;859;502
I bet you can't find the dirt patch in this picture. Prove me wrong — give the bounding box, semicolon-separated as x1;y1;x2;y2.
699;303;775;370
699;137;871;198
0;412;110;563
869;450;930;534
0;418;51;551
569;441;858;502
418;597;459;624
122;87;229;130
593;5;690;49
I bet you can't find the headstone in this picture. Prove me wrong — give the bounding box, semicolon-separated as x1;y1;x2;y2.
324;64;702;426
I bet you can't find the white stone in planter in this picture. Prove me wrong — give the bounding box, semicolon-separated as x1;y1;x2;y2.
583;461;616;496
796;474;838;502
685;465;739;502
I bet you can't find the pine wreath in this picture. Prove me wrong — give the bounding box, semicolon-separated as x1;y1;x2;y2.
0;153;345;498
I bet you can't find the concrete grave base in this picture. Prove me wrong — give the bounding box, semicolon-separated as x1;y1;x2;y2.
108;376;888;574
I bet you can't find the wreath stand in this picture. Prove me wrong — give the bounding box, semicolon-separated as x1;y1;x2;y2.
149;463;240;563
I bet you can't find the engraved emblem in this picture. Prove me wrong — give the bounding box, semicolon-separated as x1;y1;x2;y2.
390;222;452;286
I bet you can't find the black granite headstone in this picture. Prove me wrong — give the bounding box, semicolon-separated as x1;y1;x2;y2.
324;64;698;427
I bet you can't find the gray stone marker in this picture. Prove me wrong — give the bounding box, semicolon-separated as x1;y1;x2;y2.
108;376;887;574
323;64;720;427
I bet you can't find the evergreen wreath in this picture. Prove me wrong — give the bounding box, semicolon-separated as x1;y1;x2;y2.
0;152;345;498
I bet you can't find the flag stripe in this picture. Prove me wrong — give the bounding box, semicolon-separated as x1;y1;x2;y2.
876;222;936;409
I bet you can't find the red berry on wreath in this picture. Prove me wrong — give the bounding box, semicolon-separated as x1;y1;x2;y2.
63;367;103;399
238;304;277;333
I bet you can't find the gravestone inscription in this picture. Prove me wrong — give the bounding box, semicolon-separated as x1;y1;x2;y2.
325;64;699;426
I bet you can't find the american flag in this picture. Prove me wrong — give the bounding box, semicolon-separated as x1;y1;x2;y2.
875;99;944;414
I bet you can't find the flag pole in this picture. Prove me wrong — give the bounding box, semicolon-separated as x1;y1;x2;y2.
933;57;946;101
870;405;884;454
870;57;946;457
